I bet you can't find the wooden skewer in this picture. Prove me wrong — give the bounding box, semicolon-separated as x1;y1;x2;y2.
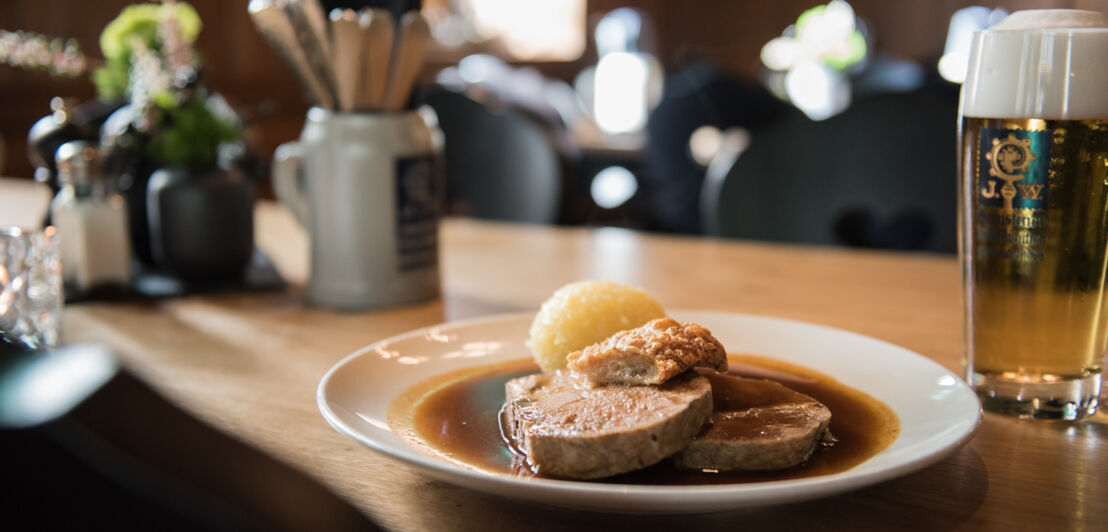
329;9;363;112
356;8;395;111
249;0;333;108
382;12;431;112
280;0;337;109
298;0;331;59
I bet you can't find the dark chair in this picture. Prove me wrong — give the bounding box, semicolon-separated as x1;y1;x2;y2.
703;90;958;253
420;88;562;224
643;62;792;233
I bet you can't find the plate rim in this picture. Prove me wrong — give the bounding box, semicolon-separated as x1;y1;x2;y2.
317;310;982;507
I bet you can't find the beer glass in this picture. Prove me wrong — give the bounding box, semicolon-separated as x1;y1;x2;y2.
960;10;1108;419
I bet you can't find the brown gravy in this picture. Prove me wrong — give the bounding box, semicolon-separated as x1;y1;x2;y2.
388;355;899;485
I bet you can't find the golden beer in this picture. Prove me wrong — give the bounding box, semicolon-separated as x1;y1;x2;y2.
958;10;1108;419
961;117;1108;390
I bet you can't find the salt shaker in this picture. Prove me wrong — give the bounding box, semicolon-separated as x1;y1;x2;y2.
51;141;131;294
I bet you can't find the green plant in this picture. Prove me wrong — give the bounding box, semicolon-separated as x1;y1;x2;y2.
148;93;240;169
93;2;201;100
4;1;241;170
99;2;238;170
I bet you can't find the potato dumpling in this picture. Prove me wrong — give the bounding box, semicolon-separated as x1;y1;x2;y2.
528;280;665;371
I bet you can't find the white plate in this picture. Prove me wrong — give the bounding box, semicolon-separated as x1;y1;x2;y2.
318;311;981;513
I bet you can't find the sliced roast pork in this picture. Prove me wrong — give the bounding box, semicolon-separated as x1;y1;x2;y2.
672;373;832;471
503;370;711;479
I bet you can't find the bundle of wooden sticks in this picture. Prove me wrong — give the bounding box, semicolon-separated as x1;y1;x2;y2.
249;0;431;112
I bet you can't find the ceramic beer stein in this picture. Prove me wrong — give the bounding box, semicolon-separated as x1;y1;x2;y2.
272;107;443;310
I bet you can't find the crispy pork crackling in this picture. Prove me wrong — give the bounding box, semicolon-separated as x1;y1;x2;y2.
566;318;728;387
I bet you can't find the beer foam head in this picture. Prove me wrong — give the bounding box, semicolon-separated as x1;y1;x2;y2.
991;9;1108;31
961;9;1108;119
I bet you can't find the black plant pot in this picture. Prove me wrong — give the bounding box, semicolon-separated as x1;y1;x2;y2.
146;166;255;282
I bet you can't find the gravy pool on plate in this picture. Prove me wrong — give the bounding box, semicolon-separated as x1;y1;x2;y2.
388;354;900;485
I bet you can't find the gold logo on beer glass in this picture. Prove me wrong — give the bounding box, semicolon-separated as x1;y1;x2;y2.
986;134;1036;211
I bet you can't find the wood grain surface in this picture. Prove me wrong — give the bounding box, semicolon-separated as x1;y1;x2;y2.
12;187;1102;531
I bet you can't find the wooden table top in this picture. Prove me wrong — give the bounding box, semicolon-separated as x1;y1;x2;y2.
6;179;1103;530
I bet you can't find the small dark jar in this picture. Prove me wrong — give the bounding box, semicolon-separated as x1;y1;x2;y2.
146;166;254;282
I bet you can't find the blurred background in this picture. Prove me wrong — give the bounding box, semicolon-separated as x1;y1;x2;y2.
2;0;1105;253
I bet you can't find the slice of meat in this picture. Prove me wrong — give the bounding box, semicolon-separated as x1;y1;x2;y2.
672;373;832;471
566;317;728;387
503;370;712;479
